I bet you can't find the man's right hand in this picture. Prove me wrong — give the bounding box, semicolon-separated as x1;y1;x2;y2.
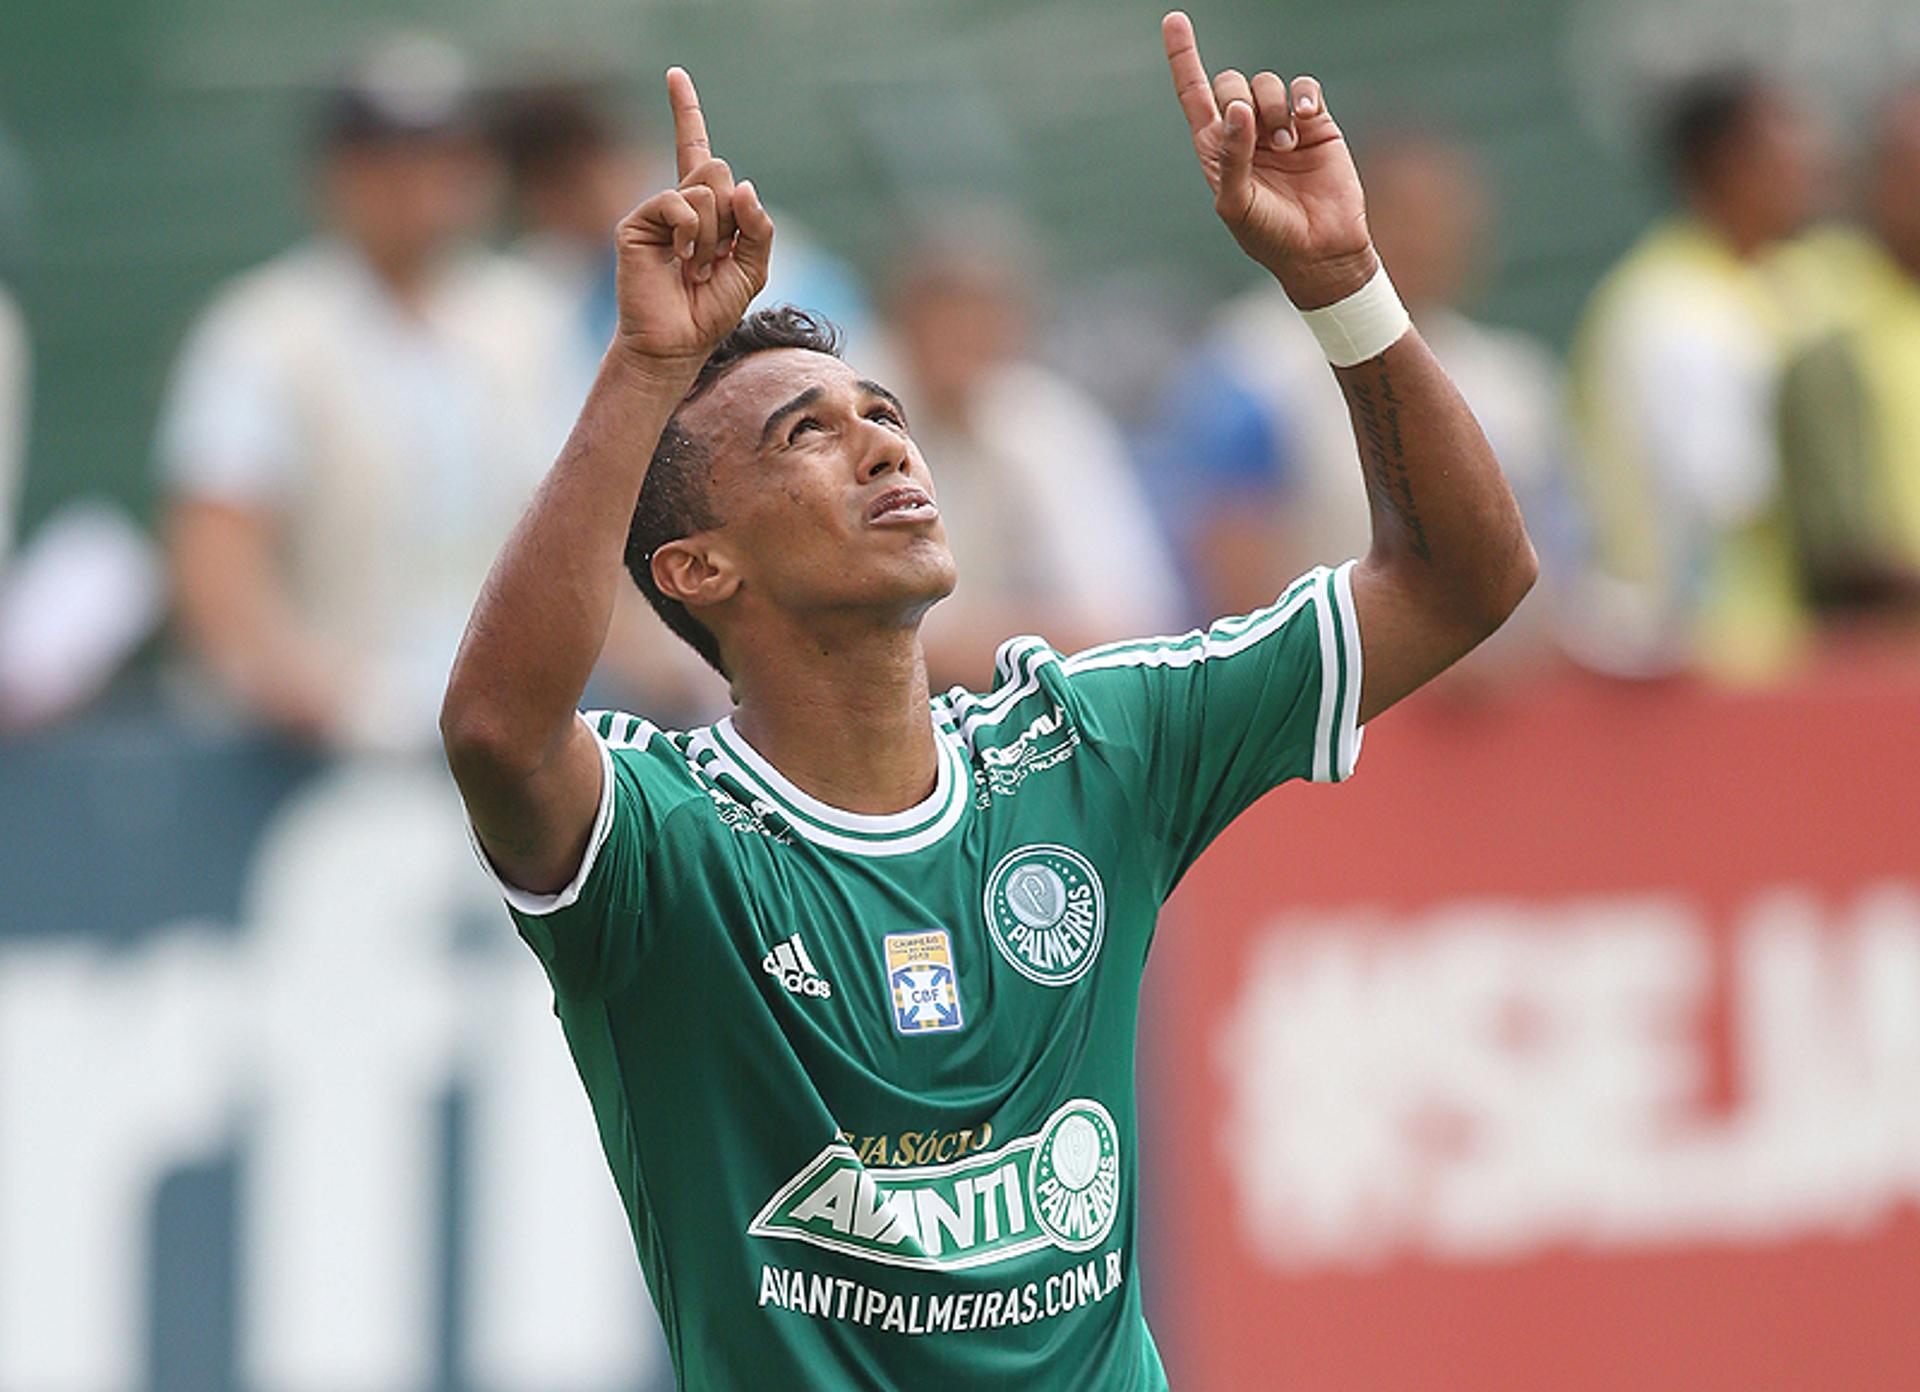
613;67;775;371
444;64;772;898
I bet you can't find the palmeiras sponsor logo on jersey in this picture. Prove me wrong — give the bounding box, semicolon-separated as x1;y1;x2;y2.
974;703;1079;804
748;1099;1121;1271
983;844;1105;986
884;930;963;1035
1028;1101;1122;1251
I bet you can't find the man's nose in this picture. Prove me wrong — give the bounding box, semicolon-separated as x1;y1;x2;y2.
855;426;909;484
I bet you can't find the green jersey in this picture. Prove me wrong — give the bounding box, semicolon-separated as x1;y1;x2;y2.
482;562;1363;1390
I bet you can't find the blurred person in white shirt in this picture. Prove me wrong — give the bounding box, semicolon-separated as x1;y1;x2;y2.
1148;133;1567;685
158;37;576;753
871;216;1183;690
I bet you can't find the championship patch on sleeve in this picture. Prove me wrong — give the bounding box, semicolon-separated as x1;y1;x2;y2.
884;930;965;1036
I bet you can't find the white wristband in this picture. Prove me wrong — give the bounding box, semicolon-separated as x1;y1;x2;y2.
1297;262;1411;368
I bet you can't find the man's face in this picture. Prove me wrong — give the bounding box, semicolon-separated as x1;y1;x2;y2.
676;349;957;643
894;277;1023;416
1870;93;1920;273
1365;141;1487;313
322;136;495;275
1722;93;1832;244
525;144;657;247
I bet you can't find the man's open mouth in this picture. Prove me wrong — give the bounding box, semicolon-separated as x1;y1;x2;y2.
866;486;939;525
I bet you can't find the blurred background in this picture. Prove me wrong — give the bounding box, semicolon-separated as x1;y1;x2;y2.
2;0;1918;1387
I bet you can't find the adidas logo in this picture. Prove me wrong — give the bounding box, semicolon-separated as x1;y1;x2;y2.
762;933;833;999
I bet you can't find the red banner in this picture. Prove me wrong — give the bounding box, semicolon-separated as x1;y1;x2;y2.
1149;660;1920;1391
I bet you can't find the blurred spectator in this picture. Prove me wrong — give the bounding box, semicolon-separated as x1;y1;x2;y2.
157;37;576;754
0;503;165;730
1777;83;1920;624
1565;72;1835;680
494;82;872;376
492;84;884;722
493;85;656;383
491;86;725;724
872;214;1182;690
1145;133;1567;678
0;169;164;732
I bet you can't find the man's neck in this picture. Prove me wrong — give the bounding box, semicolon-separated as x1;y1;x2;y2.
728;619;940;816
340;238;444;313
1885;235;1920;286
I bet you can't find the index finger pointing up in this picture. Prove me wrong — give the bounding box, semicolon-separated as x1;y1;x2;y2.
1162;11;1219;136
666;66;712;180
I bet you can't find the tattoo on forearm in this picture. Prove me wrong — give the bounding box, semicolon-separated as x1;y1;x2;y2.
1348;367;1432;563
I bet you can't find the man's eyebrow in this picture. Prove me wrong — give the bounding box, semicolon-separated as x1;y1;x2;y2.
858;380;907;418
759;385;826;447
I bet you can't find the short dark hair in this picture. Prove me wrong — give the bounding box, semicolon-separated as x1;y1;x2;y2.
491;86;614;190
624;306;845;677
1663;70;1769;189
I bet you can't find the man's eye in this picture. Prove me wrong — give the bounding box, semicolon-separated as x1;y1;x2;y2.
789;417;823;440
868;407;903;427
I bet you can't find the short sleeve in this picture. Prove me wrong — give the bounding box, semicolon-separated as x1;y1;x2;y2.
467;711;661;1000
1060;561;1363;892
156;293;302;505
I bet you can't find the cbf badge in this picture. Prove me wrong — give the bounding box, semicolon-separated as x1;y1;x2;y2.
984;844;1105;986
885;930;965;1035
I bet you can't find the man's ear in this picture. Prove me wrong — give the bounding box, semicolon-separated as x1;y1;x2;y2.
651;537;741;613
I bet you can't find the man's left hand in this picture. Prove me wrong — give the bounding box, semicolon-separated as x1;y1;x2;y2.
1163;10;1377;308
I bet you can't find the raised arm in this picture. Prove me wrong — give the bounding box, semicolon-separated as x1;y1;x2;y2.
440;68;773;894
1162;12;1536;722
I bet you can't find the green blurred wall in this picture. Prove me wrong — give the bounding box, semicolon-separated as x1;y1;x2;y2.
0;0;1654;535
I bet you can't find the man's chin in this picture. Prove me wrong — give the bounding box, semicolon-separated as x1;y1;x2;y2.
887;539;956;593
806;547;955;624
888;554;959;623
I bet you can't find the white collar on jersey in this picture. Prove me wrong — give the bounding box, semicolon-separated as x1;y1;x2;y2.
690;710;970;857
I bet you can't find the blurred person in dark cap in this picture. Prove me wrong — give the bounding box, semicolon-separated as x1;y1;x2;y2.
493;85;656;376
1565;71;1839;681
1776;81;1920;629
157;34;576;753
493;82;872;383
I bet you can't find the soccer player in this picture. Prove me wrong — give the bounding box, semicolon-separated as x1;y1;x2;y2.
442;13;1534;1388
